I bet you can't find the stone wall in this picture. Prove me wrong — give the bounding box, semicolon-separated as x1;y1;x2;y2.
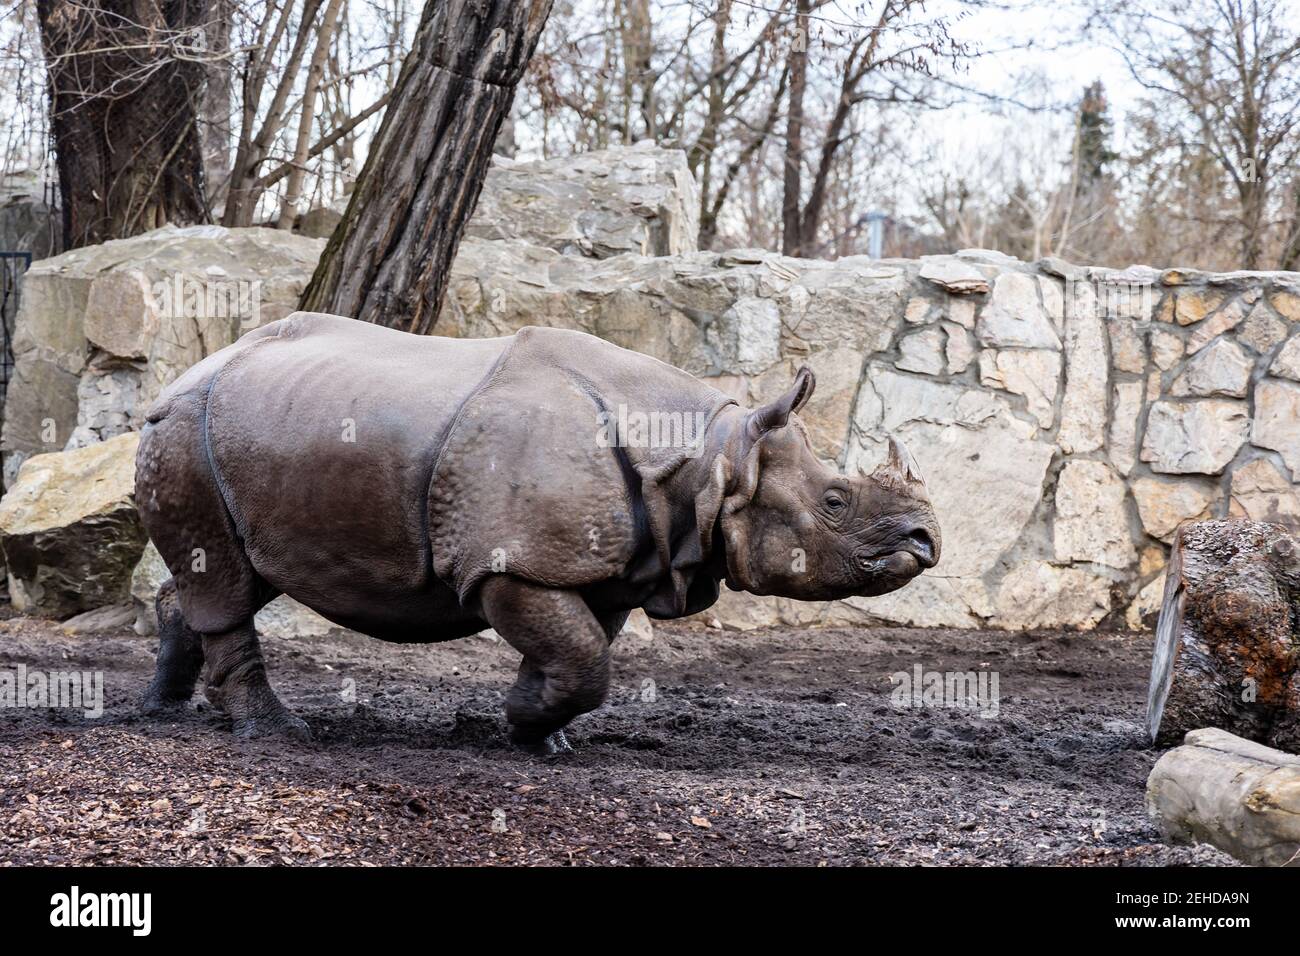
5;144;1300;630
444;245;1300;632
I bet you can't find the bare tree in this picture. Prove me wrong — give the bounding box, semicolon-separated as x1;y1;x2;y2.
299;0;553;333
36;0;214;248
1095;0;1300;268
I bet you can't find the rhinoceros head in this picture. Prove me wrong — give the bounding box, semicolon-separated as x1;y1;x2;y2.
714;367;940;601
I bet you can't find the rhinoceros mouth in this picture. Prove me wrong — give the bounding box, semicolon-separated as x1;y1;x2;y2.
857;550;921;580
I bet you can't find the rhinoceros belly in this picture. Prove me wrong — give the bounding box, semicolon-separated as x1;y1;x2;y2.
203;312;510;637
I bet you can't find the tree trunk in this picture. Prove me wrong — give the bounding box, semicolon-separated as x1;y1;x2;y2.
1146;728;1300;867
1147;519;1300;752
780;0;810;258
37;0;210;249
276;0;345;229
299;0;553;333
199;0;234;218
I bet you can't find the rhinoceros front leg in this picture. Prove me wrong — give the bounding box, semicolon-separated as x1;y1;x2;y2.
479;576;612;754
201;621;310;741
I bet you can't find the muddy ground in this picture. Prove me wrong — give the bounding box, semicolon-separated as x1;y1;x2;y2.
0;612;1233;866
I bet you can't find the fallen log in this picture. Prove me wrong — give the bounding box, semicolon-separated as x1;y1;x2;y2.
1146;519;1300;751
1146;727;1300;867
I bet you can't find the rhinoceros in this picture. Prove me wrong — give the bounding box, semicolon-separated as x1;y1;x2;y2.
136;312;940;752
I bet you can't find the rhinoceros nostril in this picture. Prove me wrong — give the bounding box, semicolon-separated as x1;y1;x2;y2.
903;528;937;568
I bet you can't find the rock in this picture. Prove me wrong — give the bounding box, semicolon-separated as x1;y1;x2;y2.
1125;574;1165;630
789;260;909;351
83;270;160;359
0;432;145;617
1186;298;1246;353
254;597;338;640
130;539;339;639
715;296;782;374
1108;381;1144;476
129;540;170;634
1229;457;1300;525
705;589;781;631
1270;290;1300;322
1150;327;1184;370
903;296;932;324
61;603;137;634
978;348;1060;429
1037;256;1086;281
2;225;325;481
1171;337;1252;397
975;272;1061;349
852;366;1054;581
1108;320;1146;373
896;326;946;375
918;257;989;295
1238;301;1287;353
1252;378;1300;476
0;169;59;260
944;297;976;329
1269;333;1300;381
1147;729;1300;867
620;607;655;641
1146;369;1163;401
1038;276;1065;328
767;347;863;460
1097;276;1156;322
295;192;349;239
0;170;59;388
1057;281;1108;452
991;562;1111;630
1169;289;1225;326
1141;400;1249;474
466;143;699;258
1131;476;1219;543
846;575;989;629
1054;461;1136;568
295;204;344;240
942;321;976;373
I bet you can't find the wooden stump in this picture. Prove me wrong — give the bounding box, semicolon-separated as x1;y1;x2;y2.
1146;519;1300;751
1146;728;1300;866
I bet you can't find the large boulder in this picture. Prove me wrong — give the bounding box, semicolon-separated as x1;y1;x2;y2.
1;225;325;486
0;432;145;617
465;142;699;259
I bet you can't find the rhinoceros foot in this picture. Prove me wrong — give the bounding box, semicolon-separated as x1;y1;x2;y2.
199;621;310;742
513;728;574;756
232;711;312;743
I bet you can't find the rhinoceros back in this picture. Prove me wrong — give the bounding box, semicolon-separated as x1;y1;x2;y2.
139;312;511;633
138;313;732;634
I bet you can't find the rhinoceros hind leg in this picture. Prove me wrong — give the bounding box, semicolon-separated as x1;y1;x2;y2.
480;577;611;751
201;620;310;742
140;577;205;714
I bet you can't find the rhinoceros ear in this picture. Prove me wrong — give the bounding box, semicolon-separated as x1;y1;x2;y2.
745;366;815;441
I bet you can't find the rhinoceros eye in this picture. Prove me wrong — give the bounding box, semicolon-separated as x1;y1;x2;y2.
823;491;847;513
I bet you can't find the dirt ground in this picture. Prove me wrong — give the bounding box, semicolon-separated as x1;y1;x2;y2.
0;611;1235;866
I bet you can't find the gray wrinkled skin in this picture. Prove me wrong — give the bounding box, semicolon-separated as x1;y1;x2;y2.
136;312;940;752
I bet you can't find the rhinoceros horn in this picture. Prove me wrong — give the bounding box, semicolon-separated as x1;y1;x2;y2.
864;436;927;491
